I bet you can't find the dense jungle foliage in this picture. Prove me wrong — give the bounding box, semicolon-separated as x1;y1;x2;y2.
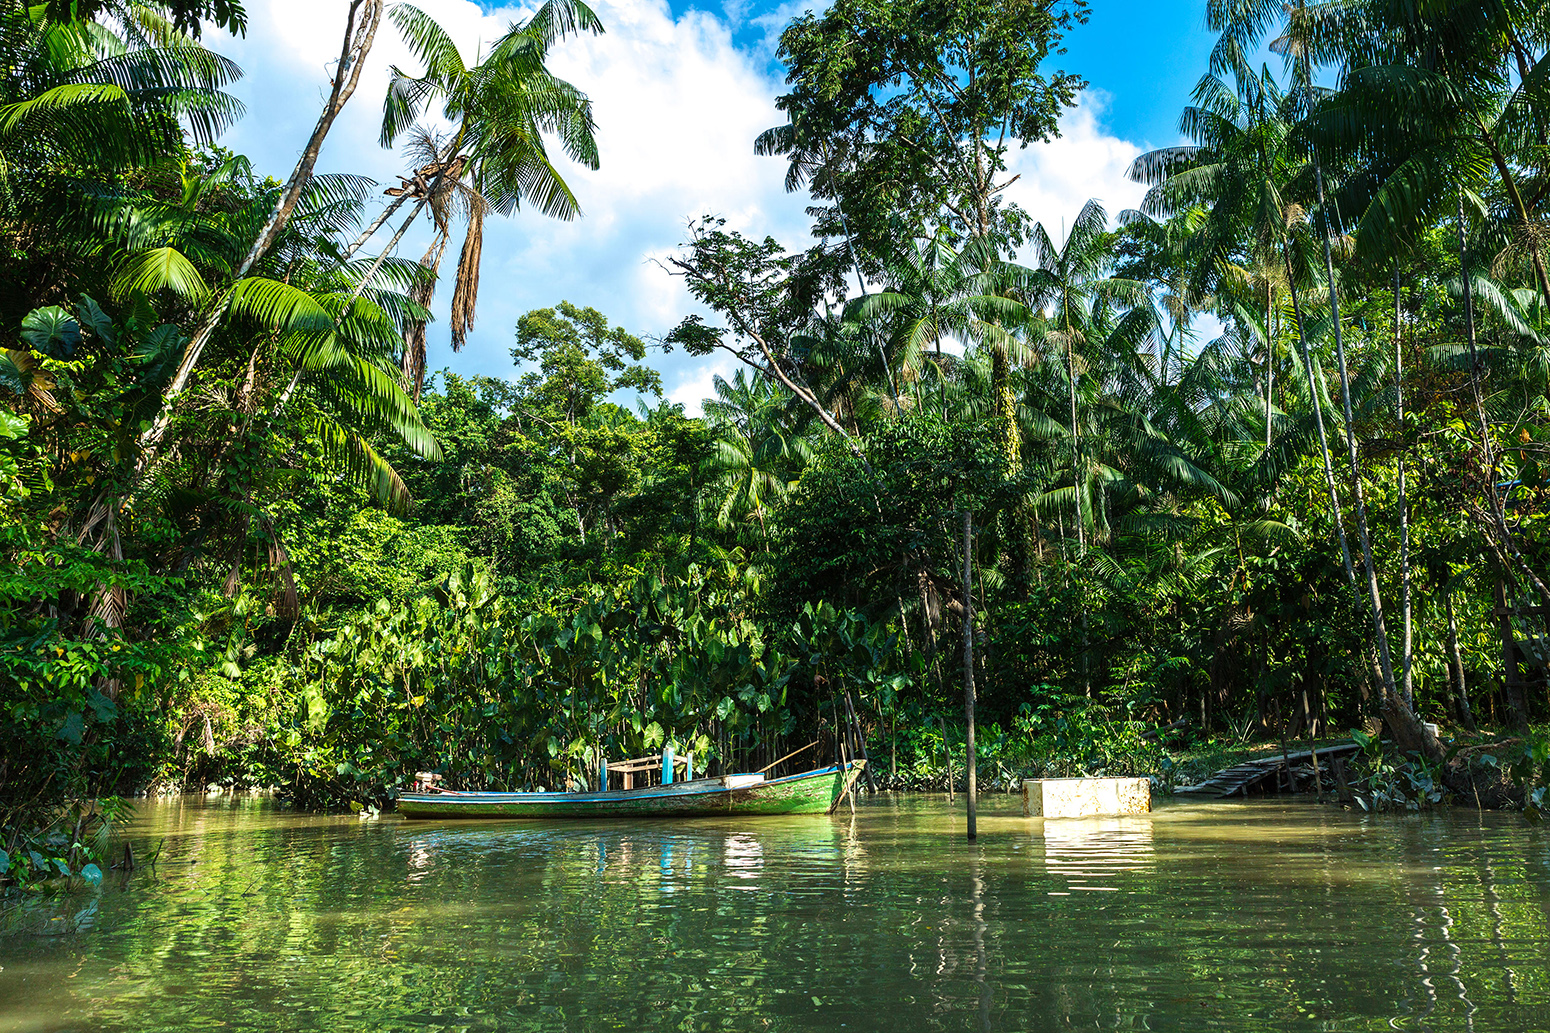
6;0;1550;887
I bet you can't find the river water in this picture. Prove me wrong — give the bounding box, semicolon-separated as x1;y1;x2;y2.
1;794;1548;1032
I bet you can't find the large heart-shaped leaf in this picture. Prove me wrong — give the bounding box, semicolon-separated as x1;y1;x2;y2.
20;306;80;357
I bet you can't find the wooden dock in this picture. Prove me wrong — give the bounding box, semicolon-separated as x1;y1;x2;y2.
1175;743;1361;798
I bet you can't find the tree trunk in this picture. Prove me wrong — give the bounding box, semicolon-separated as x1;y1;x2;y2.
1315;164;1437;759
1264;280;1274;450
138;0;384;465
1493;576;1532;731
1284;246;1356;583
1395;265;1414;710
341;190;411;264
1445;585;1477;732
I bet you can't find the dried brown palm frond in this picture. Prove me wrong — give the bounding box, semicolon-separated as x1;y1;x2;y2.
450;196;485;352
402;231;450;402
1491;220;1550;282
0;347;62;418
76;493;128;695
261;518;300;624
221;558;241;597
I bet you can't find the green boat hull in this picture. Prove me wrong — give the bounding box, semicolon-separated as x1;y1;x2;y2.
396;761;865;820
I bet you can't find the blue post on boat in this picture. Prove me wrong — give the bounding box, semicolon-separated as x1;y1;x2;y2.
599;757;608;793
663;746;675;785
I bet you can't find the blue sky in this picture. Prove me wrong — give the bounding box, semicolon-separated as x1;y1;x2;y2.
211;0;1223;412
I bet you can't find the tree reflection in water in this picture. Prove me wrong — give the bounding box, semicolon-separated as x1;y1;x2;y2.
0;797;1548;1032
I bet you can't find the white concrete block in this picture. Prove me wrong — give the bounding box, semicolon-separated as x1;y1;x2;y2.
1022;777;1151;818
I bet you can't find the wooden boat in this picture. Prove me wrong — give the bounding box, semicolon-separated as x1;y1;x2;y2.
396;760;865;820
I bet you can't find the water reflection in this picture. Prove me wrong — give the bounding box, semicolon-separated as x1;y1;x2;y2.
1039;816;1154;894
1;797;1549;1032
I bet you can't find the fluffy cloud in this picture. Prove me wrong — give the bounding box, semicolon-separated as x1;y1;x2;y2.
209;0;1154;415
1002;92;1149;248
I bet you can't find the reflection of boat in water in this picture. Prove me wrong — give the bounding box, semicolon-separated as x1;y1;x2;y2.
397;761;866;820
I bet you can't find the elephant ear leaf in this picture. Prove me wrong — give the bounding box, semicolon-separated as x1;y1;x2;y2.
74;295;116;347
0;409;28;440
133;324;187;387
20;306;81;358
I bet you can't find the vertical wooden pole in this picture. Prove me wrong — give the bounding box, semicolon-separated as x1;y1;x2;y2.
843;690;876;793
942;716;954;803
963;510;977;841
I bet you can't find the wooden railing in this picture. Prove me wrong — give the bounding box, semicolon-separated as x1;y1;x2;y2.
600;751;693;790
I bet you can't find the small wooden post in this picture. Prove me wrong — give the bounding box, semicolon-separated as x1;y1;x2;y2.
599;757;609;793
663;747;675;785
942;716;954;803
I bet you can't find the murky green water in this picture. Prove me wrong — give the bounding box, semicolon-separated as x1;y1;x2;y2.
2;795;1549;1032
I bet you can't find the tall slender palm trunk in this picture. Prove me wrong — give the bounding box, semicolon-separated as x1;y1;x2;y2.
1316;165;1424;754
1444;585;1476;731
1264;280;1275;450
1284;246;1355;583
961;509;977;841
133;0;384;477
1065;327;1090;696
1394;265;1414;709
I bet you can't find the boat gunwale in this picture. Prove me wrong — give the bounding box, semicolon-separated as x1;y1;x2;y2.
396;764;848;808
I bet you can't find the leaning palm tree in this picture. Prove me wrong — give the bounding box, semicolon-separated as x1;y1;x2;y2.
371;0;602;399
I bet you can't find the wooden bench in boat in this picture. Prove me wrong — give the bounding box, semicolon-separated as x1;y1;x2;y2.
600;750;695;790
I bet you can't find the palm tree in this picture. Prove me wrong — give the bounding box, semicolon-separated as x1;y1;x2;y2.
1129;60;1364;585
851;235;996;416
702;370;813;544
131;0;385;470
373;0;602;398
0;1;243;325
1014;200;1152;557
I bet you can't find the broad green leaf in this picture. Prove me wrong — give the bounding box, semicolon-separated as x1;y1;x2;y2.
20;306;81;357
112;247;208;301
57;710;84;744
74;296;116;346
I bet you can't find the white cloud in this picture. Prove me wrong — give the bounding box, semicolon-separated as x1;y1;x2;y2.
208;1;1155;414
666;354;738;417
1000;91;1149;251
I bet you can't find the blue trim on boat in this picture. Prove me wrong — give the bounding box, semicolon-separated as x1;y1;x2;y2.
398;765;844;807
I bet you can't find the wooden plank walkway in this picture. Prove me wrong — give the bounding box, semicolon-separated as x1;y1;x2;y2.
1175;742;1361;798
